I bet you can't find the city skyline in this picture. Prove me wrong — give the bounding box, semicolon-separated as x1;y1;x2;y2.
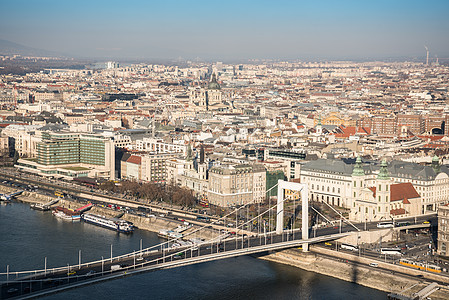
1;0;449;61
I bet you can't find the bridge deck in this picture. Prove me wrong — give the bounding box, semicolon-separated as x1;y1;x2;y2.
1;232;349;299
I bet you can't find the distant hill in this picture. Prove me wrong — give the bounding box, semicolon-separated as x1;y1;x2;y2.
0;39;66;57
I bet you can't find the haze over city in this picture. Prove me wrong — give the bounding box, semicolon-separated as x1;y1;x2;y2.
1;0;449;61
2;1;449;300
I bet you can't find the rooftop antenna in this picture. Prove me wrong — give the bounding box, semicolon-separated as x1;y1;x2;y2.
424;45;429;65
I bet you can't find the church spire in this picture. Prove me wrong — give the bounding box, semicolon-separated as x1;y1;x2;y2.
377;159;390;180
352;156;364;176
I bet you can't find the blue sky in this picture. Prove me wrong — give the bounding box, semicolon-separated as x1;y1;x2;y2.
1;0;448;60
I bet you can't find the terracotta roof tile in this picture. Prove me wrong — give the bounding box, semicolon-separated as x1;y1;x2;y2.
126;155;141;164
367;182;420;202
390;208;407;216
390;182;420;202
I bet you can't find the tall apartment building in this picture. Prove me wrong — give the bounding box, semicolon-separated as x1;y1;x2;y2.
397;114;424;135
359;114;448;136
120;152;179;183
208;163;266;207
264;148;305;180
437;205;449;256
361;115;397;136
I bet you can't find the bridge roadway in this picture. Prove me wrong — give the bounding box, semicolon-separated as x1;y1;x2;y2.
0;212;436;300
1;227;351;299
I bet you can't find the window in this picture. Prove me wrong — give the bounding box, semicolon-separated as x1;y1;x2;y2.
378;196;381;202
379;185;381;192
354;181;356;187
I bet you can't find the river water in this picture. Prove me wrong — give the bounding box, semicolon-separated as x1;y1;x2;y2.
0;202;387;299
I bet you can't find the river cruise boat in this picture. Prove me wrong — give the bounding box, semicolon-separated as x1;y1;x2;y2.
82;213;134;233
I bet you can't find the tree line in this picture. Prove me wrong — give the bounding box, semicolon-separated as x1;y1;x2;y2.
99;180;196;207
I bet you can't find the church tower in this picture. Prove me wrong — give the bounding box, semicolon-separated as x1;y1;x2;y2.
185;143;194;170
316;115;323;135
351;156;365;211
198;144;207;180
376;159;391;220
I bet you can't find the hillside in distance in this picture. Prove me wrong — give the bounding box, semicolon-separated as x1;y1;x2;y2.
0;39;66;57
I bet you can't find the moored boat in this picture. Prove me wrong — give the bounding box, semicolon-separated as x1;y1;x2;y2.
52;206;81;221
82;213;134;233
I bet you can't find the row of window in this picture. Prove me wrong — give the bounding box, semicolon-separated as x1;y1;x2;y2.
311;184;341;194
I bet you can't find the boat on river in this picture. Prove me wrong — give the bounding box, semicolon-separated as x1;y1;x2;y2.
82;213;134;233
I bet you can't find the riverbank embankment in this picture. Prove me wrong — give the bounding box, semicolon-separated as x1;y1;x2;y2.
260;246;449;299
1;186;217;240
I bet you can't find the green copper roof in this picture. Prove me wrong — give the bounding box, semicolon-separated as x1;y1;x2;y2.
378;159;390;180
352;156;364;176
208;73;221;90
432;155;440;173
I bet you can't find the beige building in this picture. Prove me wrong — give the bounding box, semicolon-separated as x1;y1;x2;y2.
208;163;266;207
0;136;9;156
437;205;449;256
141;153;178;183
1;124;41;158
120;152;178;184
65;114;85;125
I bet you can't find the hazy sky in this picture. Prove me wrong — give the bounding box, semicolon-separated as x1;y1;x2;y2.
1;0;448;61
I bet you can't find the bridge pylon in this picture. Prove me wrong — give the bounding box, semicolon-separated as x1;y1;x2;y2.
276;180;309;251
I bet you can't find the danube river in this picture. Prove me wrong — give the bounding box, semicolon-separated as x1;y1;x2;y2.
0;202;387;299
